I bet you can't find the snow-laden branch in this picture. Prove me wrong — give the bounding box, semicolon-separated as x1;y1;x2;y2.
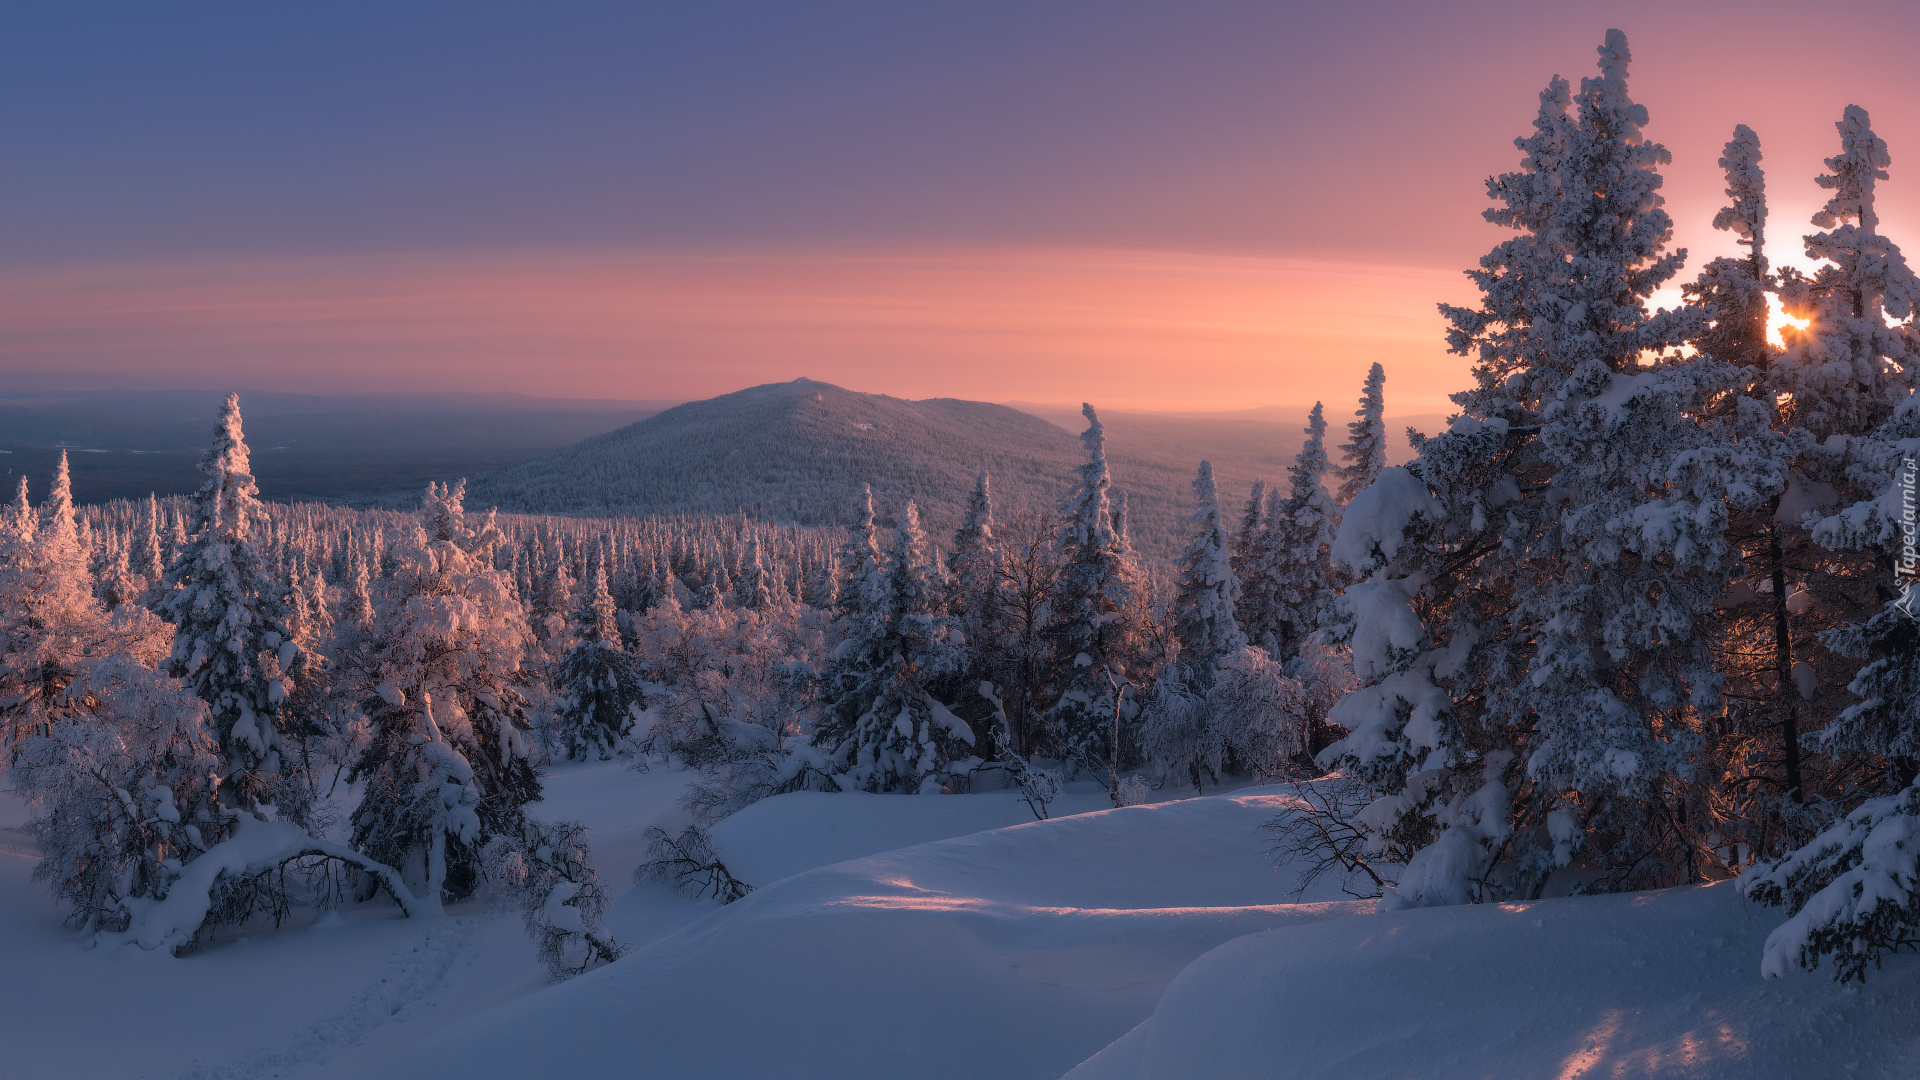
96;814;432;954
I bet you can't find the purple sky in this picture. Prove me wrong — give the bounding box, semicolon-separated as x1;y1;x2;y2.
4;1;1919;410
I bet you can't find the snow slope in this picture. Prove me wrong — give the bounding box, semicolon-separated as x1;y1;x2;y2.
0;761;687;1080
375;789;1358;1080
708;783;1121;888
1069;882;1920;1080
10;764;1920;1080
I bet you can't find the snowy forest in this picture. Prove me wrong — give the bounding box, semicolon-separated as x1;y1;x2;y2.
9;26;1920;1079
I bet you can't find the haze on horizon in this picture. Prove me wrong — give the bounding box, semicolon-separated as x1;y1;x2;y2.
5;0;1920;412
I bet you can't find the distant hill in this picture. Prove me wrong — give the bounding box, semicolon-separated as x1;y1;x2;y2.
0;388;672;505
466;379;1329;558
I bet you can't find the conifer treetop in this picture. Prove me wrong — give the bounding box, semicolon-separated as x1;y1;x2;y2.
41;452;78;558
1060;404;1117;555
1338;364;1388;505
1714;124;1767;267
1813;105;1890;234
1443;29;1696;410
196;393;259;545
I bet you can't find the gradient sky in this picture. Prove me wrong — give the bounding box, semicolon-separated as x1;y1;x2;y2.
5;1;1920;411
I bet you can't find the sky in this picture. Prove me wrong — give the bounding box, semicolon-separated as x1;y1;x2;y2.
5;1;1920;412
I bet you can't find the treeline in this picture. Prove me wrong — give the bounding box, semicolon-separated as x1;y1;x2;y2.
0;361;1384;972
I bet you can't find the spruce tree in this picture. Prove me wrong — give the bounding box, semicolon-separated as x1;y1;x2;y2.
816;501;973;792
133;494;166;590
946;471;1011;756
1;456;164;754
734;528;776;610
1241;403;1340;662
1144;461;1249;791
1320;31;1740;907
4;476;32;543
1336;363;1388;504
551;560;647;761
1230;478;1266;577
1170;461;1246;672
346;484;542;908
835;484;885;616
1043;405;1142;774
155;397;313;818
1683;126;1774;370
1747;108;1920;980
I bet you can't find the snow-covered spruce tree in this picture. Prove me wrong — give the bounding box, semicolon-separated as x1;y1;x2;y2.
834;483;886;617
816;500;975;793
733;528;777;610
1744;464;1920;983
133;495;167;596
531;533;576;649
1683;126;1774;372
1678;123;1870;851
1744;106;1920;973
1230;478;1266;578
3;475;32;543
1337;363;1388;504
1240;402;1341;664
99;542;142;609
1170;461;1248;671
1719;107;1920;852
1771;106;1920;444
155;398;315;820
1319;32;1768;907
945;470;1015;759
345;484;542;910
1042;405;1143;775
1;456;166;755
1144;462;1247;791
549;560;646;761
483;818;623;980
10;655;223;932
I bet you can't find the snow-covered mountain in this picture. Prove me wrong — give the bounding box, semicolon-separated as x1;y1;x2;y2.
466;378;1310;556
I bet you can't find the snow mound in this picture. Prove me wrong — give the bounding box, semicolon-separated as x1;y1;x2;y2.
376;790;1371;1080
708;785;1117;887
1067;882;1920;1080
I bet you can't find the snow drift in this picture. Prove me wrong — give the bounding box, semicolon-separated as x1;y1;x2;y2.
1068;882;1920;1080
376;789;1368;1080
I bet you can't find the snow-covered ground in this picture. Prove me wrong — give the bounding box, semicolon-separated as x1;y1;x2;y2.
3;764;1918;1079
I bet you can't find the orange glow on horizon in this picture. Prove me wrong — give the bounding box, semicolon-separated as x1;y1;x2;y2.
0;246;1480;413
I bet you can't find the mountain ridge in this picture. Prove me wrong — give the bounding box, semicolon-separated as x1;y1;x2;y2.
465;378;1316;557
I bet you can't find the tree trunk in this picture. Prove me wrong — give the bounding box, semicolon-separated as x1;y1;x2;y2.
1766;509;1803;804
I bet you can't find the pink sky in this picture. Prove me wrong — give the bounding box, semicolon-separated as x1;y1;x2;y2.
6;10;1920;412
0;248;1480;411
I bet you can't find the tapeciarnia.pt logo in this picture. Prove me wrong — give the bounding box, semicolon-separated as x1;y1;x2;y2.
1899;456;1920;619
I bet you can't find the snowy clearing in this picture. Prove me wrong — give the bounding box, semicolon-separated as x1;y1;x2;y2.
375;783;1369;1080
6;758;1920;1079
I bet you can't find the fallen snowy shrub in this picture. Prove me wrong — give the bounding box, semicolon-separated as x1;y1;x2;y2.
93;813;431;954
674;701;838;825
1262;773;1399;900
636;824;752;903
484;819;625;980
